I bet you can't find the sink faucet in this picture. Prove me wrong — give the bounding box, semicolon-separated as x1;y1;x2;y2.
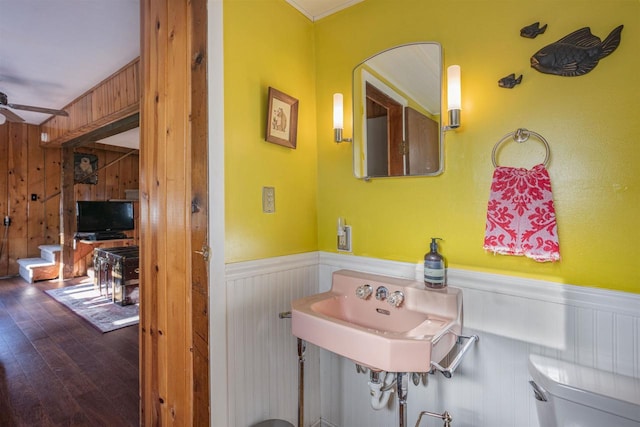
375;286;388;300
387;291;404;307
355;284;373;299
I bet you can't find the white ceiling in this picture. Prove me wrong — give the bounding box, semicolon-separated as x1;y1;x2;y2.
0;0;140;125
365;43;441;115
98;126;140;149
0;0;359;146
286;0;362;21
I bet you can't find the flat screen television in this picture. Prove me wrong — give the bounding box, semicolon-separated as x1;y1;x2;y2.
76;201;135;233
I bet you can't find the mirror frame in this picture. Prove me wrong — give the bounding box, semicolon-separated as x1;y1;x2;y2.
352;42;444;179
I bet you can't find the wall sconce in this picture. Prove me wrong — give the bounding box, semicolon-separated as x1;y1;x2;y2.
333;93;352;143
444;65;461;131
0;113;6;125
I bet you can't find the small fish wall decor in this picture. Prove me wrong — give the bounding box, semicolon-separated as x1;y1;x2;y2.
498;73;523;88
521;22;547;39
530;25;623;77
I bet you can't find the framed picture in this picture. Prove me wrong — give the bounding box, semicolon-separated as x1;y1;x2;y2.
74;153;99;184
266;87;298;149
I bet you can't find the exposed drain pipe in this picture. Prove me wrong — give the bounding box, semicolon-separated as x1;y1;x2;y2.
279;311;305;427
397;372;409;427
297;338;305;427
368;370;395;410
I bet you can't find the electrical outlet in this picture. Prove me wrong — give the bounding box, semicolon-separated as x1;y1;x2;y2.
338;225;352;252
262;187;275;213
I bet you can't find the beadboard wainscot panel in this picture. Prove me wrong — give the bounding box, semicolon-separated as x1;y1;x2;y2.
226;252;322;427
318;252;640;427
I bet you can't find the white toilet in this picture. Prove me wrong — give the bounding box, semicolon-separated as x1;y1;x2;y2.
251;420;294;427
528;354;640;426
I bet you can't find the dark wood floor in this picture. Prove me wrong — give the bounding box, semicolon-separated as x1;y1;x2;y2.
0;275;139;426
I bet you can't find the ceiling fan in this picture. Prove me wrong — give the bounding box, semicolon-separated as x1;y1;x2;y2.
0;91;69;124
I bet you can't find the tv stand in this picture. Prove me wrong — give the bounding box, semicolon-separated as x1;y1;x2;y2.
95;231;128;241
76;231;128;241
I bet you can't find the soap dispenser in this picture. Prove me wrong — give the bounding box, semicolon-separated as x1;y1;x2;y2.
424;237;446;289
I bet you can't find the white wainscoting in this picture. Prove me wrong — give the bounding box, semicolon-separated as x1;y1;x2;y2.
226;253;321;427
225;251;640;427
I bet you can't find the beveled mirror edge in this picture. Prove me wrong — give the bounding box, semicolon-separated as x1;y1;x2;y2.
351;41;444;180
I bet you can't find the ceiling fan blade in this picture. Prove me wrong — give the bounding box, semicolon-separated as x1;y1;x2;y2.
7;102;69;117
0;107;25;122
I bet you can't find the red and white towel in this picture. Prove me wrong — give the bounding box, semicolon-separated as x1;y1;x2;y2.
483;164;560;262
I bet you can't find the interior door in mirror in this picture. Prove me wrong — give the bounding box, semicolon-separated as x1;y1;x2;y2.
406;107;439;175
366;82;404;176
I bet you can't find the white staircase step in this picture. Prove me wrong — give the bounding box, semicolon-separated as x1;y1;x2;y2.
39;244;62;263
19;265;33;283
17;257;59;283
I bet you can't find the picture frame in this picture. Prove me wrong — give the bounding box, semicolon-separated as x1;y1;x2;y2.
266;87;298;149
74;153;99;184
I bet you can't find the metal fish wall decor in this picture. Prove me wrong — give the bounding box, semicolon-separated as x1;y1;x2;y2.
521;22;547;39
530;25;623;77
498;74;523;88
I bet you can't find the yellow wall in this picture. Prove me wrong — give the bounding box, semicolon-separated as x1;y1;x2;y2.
225;0;640;293
314;0;639;293
224;0;318;262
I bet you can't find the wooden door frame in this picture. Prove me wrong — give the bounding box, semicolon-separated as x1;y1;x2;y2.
366;82;404;176
139;0;210;425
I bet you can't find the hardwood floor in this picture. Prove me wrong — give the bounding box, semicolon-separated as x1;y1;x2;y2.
0;275;139;426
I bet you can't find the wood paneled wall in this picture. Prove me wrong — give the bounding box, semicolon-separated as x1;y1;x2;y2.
0;122;139;277
0;123;60;277
73;143;140;202
140;0;210;425
71;144;140;277
40;59;140;147
45;58;141;278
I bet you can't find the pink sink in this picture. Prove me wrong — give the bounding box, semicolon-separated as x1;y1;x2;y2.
291;269;462;373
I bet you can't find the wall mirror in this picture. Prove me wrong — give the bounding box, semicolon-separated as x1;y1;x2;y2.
352;42;443;178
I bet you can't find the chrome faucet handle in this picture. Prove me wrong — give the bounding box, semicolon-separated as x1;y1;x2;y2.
375;286;388;301
387;291;404;307
355;284;373;299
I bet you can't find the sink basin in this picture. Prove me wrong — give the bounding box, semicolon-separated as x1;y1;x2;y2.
291;269;462;372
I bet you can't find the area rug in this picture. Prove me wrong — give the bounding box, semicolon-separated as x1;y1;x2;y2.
45;282;139;333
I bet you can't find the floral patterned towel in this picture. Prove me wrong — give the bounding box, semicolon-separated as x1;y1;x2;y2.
483;164;560;262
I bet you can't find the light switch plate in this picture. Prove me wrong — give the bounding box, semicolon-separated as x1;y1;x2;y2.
262;187;275;213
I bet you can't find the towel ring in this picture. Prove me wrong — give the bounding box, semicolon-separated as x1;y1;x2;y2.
491;128;550;168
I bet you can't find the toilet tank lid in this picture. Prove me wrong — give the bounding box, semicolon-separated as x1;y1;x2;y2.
528;355;640;421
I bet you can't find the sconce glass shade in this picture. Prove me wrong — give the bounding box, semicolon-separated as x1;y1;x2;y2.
447;65;461;110
333;93;344;129
447;65;461;129
332;93;352;142
0;113;6;125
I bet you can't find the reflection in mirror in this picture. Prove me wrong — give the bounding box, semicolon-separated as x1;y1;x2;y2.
353;43;443;178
